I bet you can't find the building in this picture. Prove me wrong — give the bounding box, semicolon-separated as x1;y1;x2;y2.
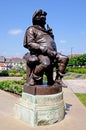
0;56;6;71
0;56;6;63
0;63;6;71
5;57;25;70
0;56;26;71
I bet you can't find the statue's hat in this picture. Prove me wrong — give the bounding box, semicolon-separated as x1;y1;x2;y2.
32;9;47;20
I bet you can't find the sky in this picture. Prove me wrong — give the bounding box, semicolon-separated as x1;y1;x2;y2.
0;0;86;58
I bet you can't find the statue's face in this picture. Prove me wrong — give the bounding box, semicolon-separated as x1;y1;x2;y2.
40;13;46;25
36;11;46;25
33;10;47;26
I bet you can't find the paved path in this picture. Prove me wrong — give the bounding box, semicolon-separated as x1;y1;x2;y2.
0;77;22;81
64;80;86;93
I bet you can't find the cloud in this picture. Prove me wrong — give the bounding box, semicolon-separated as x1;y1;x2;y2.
59;40;67;44
8;29;22;35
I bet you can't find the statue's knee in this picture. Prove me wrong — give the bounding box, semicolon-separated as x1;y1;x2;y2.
64;56;69;64
42;60;50;69
23;52;30;60
60;55;69;64
24;54;38;66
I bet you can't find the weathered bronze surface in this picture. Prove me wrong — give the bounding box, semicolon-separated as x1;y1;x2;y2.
23;9;69;95
24;83;62;95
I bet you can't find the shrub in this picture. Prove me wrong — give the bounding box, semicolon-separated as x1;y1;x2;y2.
66;67;86;74
0;70;9;76
67;54;86;67
8;69;26;77
9;73;15;76
23;74;26;80
0;80;24;95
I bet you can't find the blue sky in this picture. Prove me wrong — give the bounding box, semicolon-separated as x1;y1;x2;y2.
0;0;86;58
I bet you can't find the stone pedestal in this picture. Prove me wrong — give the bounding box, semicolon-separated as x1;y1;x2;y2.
14;91;65;126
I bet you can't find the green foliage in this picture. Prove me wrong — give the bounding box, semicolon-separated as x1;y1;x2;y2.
0;70;9;76
9;72;22;77
67;54;86;74
0;80;25;95
75;93;86;107
20;69;26;75
8;69;26;77
68;54;86;67
8;69;18;74
43;74;47;82
23;74;26;80
66;68;86;74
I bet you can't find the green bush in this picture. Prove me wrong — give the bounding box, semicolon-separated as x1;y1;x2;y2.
67;54;86;67
9;73;15;76
0;70;9;76
0;69;26;77
13;80;25;85
22;73;27;80
67;67;86;74
8;69;18;74
0;80;25;95
20;69;26;75
8;69;26;77
14;72;22;77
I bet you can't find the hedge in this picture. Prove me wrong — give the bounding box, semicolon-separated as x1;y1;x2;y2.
66;67;86;74
0;80;25;95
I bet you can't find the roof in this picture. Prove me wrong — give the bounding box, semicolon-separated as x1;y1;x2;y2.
0;56;25;63
68;54;82;58
11;57;23;63
0;63;5;67
5;57;23;63
5;58;12;63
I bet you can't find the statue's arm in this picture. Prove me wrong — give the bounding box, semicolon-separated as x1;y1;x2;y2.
23;27;56;57
23;27;40;52
23;27;48;54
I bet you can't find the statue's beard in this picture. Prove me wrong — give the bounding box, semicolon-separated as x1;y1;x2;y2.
34;20;46;28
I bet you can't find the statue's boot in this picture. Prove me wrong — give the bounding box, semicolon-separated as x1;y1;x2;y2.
55;54;69;87
54;72;67;88
54;79;67;88
28;73;42;86
27;63;44;86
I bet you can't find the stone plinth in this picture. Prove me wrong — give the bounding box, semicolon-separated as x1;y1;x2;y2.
14;92;65;126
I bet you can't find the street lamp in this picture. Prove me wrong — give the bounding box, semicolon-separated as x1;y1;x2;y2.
71;47;73;58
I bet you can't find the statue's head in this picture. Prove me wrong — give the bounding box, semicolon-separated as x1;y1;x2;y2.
32;9;47;26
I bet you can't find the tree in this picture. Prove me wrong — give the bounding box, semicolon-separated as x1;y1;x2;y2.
67;54;86;67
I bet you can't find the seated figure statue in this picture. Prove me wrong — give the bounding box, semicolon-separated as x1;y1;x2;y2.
23;9;69;87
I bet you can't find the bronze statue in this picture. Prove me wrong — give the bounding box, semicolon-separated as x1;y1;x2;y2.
23;9;69;91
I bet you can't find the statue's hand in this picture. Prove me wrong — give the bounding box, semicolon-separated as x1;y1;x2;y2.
39;45;57;58
47;49;57;58
39;46;48;53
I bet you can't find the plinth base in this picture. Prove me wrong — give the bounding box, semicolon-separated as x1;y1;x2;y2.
23;83;62;95
14;91;65;126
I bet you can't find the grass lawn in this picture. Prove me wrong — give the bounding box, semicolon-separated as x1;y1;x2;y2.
75;93;86;107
